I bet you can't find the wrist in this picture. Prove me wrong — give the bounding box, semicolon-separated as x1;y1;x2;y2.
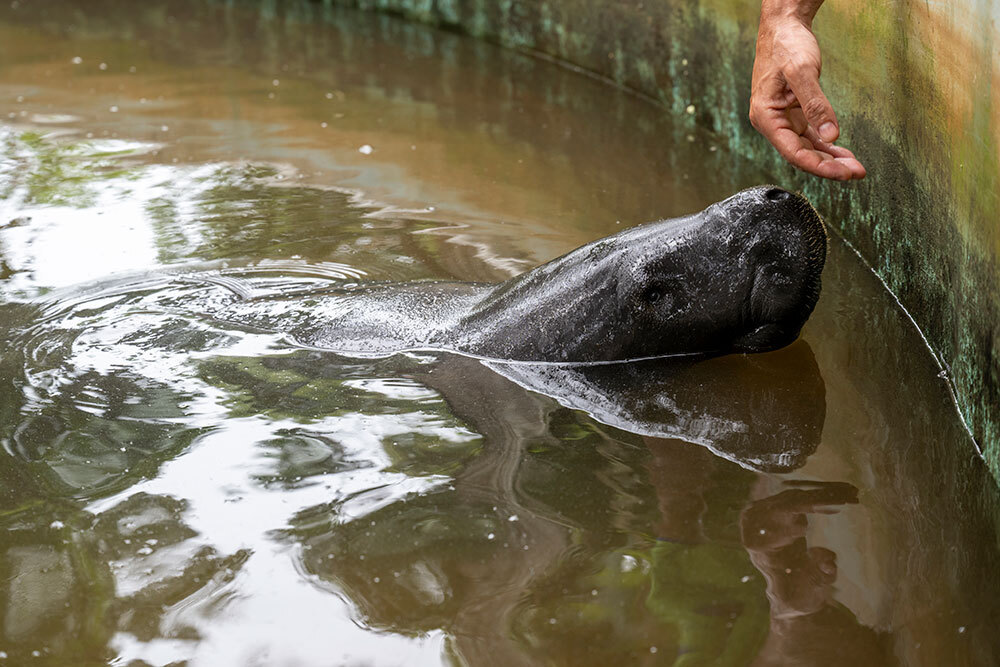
760;0;823;28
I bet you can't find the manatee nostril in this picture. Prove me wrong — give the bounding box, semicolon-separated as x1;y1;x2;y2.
765;188;791;202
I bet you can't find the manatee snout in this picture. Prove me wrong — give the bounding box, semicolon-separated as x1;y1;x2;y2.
725;185;827;353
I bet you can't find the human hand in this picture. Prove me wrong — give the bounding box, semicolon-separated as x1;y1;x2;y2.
750;0;866;180
740;481;857;616
740;481;858;551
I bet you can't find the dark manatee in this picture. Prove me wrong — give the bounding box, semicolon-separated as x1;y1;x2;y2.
206;185;827;361
456;185;826;360
481;339;825;472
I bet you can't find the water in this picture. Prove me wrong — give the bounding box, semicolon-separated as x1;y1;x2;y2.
0;1;998;665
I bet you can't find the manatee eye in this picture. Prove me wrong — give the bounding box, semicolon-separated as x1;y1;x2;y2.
642;285;663;304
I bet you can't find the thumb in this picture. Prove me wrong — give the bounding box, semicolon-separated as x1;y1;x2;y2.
784;61;839;142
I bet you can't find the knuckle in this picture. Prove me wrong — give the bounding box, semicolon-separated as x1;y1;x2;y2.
785;57;817;79
802;96;829;120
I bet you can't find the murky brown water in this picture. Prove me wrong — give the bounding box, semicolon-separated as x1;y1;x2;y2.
0;1;998;665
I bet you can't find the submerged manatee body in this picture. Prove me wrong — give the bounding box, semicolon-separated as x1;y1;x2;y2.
211;185;827;362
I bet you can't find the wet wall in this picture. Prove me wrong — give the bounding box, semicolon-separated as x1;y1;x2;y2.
318;0;1000;482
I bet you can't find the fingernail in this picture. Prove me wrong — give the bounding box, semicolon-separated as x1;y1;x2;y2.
819;122;838;142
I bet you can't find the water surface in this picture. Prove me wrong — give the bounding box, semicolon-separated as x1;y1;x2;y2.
0;1;998;665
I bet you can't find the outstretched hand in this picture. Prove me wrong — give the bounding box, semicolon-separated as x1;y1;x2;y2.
750;1;865;180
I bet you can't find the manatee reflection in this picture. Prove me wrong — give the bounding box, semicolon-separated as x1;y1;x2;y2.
480;339;826;473
283;341;836;663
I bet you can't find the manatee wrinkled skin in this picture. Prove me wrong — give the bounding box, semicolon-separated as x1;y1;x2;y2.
214;185;827;362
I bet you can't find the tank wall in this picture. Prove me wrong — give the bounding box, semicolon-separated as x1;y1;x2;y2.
323;0;1000;481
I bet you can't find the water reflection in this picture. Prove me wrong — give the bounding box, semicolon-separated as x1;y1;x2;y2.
485;341;825;472
740;483;888;665
282;344;834;664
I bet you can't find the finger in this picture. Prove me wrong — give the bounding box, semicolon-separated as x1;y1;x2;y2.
834;156;867;180
784;131;863;181
802;126;868;179
767;125;854;180
802;125;854;158
786;106;809;136
783;60;839;142
755;108;862;180
808;153;856;181
796;146;854;181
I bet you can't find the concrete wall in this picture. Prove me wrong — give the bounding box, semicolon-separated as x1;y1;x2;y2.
321;0;1000;481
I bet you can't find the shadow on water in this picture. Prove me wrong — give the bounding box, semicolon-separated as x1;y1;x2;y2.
0;0;997;664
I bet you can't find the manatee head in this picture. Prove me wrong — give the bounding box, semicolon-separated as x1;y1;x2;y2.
620;185;828;357
460;185;827;362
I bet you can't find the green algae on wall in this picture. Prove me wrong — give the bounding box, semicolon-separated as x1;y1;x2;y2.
322;0;1000;483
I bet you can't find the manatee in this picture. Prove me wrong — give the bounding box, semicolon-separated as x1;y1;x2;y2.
206;185;826;362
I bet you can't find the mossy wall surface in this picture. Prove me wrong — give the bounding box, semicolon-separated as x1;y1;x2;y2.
317;0;1000;481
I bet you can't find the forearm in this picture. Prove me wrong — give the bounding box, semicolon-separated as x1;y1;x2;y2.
759;0;824;28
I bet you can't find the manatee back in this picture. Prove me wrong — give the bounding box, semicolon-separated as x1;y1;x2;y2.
207;279;491;356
